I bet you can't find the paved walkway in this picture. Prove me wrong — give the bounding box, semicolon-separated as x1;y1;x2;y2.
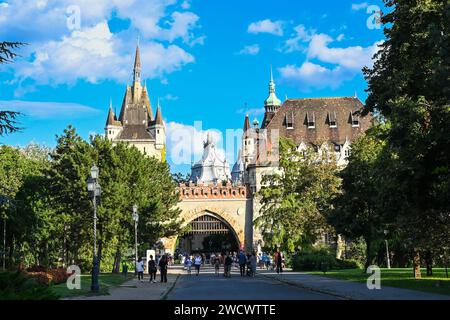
167;266;337;300
257;269;450;300
66;267;183;300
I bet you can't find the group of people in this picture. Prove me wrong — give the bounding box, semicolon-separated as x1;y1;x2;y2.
182;249;284;277
134;254;170;283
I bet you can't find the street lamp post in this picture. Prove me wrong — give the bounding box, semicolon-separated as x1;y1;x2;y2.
132;204;139;276
87;165;101;292
384;230;391;269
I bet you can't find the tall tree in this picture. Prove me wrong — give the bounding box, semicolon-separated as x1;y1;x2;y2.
363;0;450;277
0;42;26;136
327;127;388;270
255;137;341;254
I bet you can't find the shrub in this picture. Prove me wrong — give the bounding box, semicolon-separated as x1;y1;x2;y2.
27;268;68;286
26;265;47;273
0;271;59;300
292;248;362;271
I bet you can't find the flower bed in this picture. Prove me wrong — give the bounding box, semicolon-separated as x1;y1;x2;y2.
26;267;69;286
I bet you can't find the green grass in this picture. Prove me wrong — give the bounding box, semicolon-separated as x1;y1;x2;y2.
306;268;450;296
51;273;134;299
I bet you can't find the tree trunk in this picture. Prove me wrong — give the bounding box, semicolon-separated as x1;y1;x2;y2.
335;234;343;259
112;246;121;273
413;249;422;279
425;250;432;276
62;223;67;268
364;238;373;271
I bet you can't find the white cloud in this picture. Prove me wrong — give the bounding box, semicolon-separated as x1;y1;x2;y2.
162;94;179;101
307;33;381;70
352;2;369;11
279;28;382;91
11;22;194;90
181;0;191;9
236;107;265;117
1;0;201;92
0;100;100;119
281;24;315;53
166;121;228;165
279;62;355;91
247;19;284;36
237;44;260;56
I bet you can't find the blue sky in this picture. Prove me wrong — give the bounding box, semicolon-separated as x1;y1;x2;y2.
0;0;385;173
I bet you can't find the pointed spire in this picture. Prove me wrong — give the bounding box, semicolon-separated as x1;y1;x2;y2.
133;41;141;84
354;89;358;99
243;114;251;132
154;99;163;125
264;65;281;107
270;64;274;82
106;100;116;126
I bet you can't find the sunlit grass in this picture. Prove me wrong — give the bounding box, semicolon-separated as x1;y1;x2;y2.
51;273;134;299
306;268;450;296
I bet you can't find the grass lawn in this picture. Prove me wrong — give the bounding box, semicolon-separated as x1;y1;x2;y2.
52;273;134;299
306;268;450;296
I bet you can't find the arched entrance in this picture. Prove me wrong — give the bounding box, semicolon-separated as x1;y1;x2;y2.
177;212;240;254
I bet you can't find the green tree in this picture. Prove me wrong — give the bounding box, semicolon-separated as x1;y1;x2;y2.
363;0;450;277
328;128;388;270
0;41;26;136
255;137;341;254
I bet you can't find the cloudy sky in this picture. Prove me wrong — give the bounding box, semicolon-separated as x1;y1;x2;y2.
0;0;385;173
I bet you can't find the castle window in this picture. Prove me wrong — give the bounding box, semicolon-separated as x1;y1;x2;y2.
328;111;337;128
157;130;160;134
307;112;315;129
109;130;112;135
334;144;341;152
285;112;294;129
350;112;360;127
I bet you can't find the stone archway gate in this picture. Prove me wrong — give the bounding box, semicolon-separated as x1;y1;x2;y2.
161;182;254;254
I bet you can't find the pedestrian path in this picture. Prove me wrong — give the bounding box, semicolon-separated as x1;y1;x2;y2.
257;269;450;300
65;267;184;300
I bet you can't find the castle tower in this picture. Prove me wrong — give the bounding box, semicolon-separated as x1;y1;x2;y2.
151;99;166;151
104;43;166;160
261;66;281;128
242;114;256;164
105;99;121;140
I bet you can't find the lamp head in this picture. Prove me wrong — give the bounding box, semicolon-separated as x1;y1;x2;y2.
90;165;99;179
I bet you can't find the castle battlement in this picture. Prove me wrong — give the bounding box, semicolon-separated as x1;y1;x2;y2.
178;182;248;200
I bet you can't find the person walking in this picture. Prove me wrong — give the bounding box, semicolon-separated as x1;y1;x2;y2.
224;252;233;278
238;251;247;277
194;254;202;276
136;257;144;281
275;249;283;274
148;255;157;283
250;252;257;277
214;253;221;276
159;254;168;283
185;255;193;275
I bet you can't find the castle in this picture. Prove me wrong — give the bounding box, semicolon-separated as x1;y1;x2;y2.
104;45;372;254
105;45;165;160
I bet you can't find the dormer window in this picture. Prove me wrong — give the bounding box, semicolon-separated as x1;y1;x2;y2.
285;112;294;129
350;112;360;127
328;111;337;128
307;112;315;129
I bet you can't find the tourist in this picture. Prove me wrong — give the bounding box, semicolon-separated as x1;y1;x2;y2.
224;252;233;278
238;250;247;277
159;254;168;282
194;254;202;276
148;255;157;283
250;252;257;277
214;253;221;276
275;249;283;274
185;255;192;275
136;257;144;281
